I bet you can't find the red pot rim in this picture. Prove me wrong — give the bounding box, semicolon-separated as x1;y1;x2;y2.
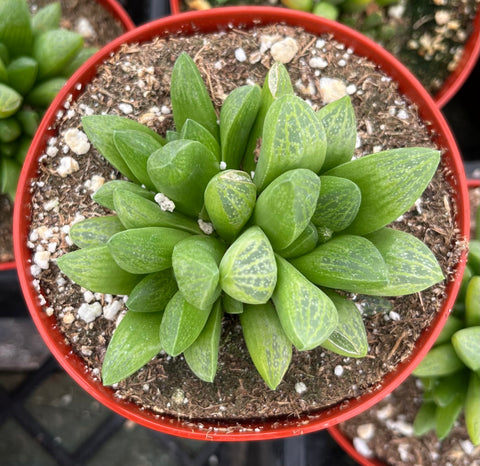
169;1;480;108
0;261;16;271
13;7;470;441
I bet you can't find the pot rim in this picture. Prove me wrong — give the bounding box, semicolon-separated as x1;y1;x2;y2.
13;7;470;441
168;0;480;109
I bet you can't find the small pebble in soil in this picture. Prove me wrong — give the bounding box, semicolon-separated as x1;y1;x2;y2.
56;156;79;177
34;250;51;270
376;403;394;420
103;301;122;321
270;37;298;64
353;437;374;458
118;103;134;115
78;302;102;323
295;382;307;394
357;423;375;440
334;365;344;376
318;77;347;104
234;47;247;63
63;128;90;155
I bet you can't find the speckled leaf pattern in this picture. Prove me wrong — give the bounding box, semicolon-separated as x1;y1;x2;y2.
291;234;388;293
172;236;225;311
102;311;163;386
56;244;143;295
240;302;292;390
0;0;33;57
204;170;257;243
272;255;338;351
184;300;223;382
107;227;190;274
312;176;361;231
222;293;243;314
412;343;465;377
69;215;125;248
7;56;38;94
254;169;320;250
82;115;165;183
220;84;261;169
219;226;277;304
253;94;326;191
451;327;480;371
317;95;356;171
324;147;441;235
147;139;220;217
126;269;178;313
276;222;318;259
159;291;212;357
0;83;22;118
320;290;368;358
180;118;220;161
465;372;480;445
171;52;219;141
92;180;155;211
112;189;201;234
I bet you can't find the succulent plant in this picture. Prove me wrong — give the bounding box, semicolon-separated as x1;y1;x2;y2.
412;206;480;446
57;52;444;390
0;0;98;199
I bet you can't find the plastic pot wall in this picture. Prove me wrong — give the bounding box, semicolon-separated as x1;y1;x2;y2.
14;7;470;441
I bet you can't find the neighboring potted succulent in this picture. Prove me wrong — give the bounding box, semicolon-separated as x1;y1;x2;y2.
14;8;469;440
0;0;133;271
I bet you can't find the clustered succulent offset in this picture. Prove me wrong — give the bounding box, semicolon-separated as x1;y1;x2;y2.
0;0;97;199
58;52;444;390
412;220;480;445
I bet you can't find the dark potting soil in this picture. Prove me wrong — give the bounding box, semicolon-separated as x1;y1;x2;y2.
25;24;464;430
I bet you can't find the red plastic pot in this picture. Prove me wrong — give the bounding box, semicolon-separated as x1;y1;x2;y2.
0;0;134;273
169;0;480;109
13;7;469;441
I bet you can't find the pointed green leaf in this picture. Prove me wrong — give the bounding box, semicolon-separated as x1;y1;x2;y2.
277;222;318;259
317;96;357;171
434;316;463;346
412;342;465;377
291;235;388;293
69;215;125;248
243;62;294;173
107;227;190;274
0;117;21;143
324;148;441;235
126;270;178;313
165;130;180;143
468;240;480;274
112;189;201;234
254;169;320;250
204;170;257;243
56;245;143;295
465;372;480;445
172;236;225;310
0;57;7;83
26;77;66;107
184;300;223;382
7;56;38;94
31;2;61;35
435;395;463;440
0;83;22;118
272;255;338;351
159;291;212;356
82;115;165;182
16;109;40;137
147;139;219;217
240;302;292;390
0;139;19;158
102;311;163;386
413;401;436;436
62;47;98;78
15;136;31;165
113;129;163;191
0;0;33;57
466;276;480;327
219;226;277;304
92;180;155;211
220;84;261;169
171;52;219;141
180;118;220;161
432;371;468;407
222;293;243;314
0;157;20;199
451;326;480;371
0;42;10;65
253;94;326;191
312;176;361;232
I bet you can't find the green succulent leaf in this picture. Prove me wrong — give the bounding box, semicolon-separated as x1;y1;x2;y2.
82;115;165;182
126;269;178;313
62;47;98;78
170;52;219;141
7;56;38;94
220;84;261;169
321;290;368;358
159;291;212;357
180;118;220;161
0;57;7;83
204;170;257;243
147;139;220;217
468;240;480;274
112;189;201;234
222;293;243;314
254;169;321;250
184;299;223;382
31;2;62;35
431;371;468;407
16;109;40;137
465;276;480;327
69;215;125;248
165;130;180;143
272;255;338;351
0;157;20;199
113;129;162;191
107;227;190;274
451;326;480;371
413;401;436;436
435;395;463;440
172;236;225;310
0;117;21;143
92;180;155;211
465;372;480;446
0;83;22;118
0;139;19;158
434;316;463;347
412;342;465;377
291;234;388;294
0;0;33;57
219;226;277;304
102;311;163;386
324;147;441;235
253;94;326;191
26;77;66;107
317;96;357;171
277;222;318;259
240;302;292;390
312;176;361;231
56;245;143;295
15;136;31;164
0;43;8;66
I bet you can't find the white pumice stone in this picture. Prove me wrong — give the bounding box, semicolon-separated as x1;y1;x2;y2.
34;250;51;270
319;77;347;104
77;302;102;323
353;438;373;458
295;382;307;394
234;47;247;63
334;365;344;376
198;219;214;235
270;37;298;64
103;300;123;321
357;423;375;440
155;193;175;212
56;156;79;177
63;128;90;155
75;18;96;38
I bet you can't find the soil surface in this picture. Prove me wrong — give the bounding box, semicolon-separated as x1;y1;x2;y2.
25;24;464;430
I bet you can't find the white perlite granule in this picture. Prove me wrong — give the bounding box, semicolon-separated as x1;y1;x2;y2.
198;219;214;235
77;302;102;323
63;128;90;155
154;193;175;212
334;365;344;376
56;156;79;177
353;437;374;458
294;382;307;394
234;47;247;63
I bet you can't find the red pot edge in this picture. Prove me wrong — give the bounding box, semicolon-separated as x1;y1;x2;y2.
12;7;470;441
168;1;480;109
0;261;16;271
